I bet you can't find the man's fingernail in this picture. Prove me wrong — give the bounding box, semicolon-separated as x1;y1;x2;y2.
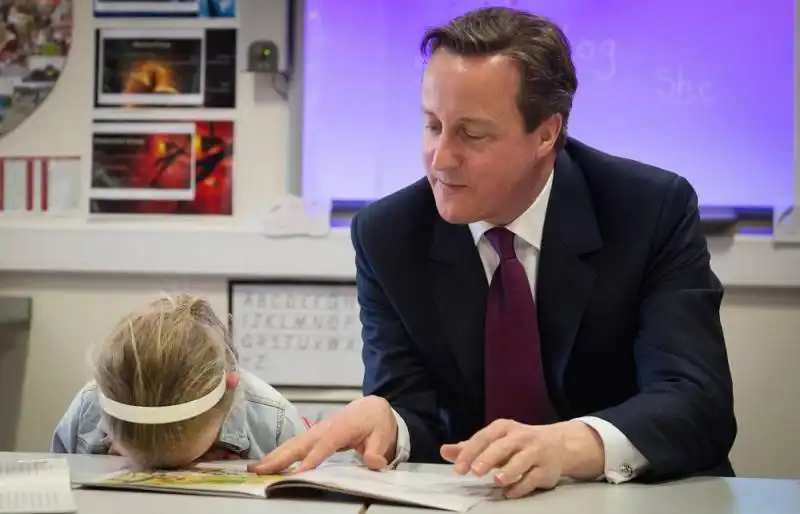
495;472;521;485
471;462;485;474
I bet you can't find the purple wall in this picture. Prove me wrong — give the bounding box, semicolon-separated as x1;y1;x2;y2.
302;0;795;208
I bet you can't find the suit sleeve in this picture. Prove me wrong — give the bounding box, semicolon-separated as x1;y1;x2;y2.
351;213;446;462
591;176;737;481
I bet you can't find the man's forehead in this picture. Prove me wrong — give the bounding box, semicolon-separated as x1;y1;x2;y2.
421;52;519;122
423;51;517;96
424;49;517;79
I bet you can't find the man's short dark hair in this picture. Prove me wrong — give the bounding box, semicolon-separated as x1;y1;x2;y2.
420;7;578;150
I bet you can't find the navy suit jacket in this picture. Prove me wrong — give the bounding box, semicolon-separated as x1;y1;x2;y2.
350;138;737;482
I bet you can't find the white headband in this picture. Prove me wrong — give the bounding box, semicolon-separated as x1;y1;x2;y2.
98;374;227;424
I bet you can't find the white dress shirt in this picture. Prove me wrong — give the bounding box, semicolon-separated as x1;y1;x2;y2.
390;170;648;483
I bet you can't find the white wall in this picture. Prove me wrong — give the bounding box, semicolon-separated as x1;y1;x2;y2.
0;1;799;480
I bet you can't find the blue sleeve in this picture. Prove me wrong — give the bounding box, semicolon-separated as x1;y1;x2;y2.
50;387;91;454
276;402;307;445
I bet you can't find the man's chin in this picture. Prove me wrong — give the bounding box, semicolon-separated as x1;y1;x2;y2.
434;201;481;225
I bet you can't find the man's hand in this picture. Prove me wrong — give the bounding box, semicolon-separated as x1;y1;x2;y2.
248;395;398;475
440;419;604;499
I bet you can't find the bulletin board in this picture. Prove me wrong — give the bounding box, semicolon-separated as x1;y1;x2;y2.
227;279;363;387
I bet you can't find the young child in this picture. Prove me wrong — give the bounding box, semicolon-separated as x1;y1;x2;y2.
50;294;307;469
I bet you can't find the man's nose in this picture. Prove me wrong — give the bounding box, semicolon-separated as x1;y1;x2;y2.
431;137;460;171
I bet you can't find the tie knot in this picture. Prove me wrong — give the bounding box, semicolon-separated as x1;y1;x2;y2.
485;227;516;260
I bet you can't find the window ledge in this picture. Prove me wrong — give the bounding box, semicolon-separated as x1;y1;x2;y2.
0;223;797;288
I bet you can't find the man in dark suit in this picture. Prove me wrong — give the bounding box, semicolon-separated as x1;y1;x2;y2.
252;7;736;498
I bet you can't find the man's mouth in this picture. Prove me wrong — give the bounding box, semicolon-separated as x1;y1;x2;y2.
438;179;465;188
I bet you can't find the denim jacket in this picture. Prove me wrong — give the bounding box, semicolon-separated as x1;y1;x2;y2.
50;369;306;459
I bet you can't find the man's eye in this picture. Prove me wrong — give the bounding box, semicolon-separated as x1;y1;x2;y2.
464;131;485;140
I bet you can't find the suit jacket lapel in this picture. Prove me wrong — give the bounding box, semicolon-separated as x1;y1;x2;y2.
537;148;603;403
424;145;603;417
428;216;487;415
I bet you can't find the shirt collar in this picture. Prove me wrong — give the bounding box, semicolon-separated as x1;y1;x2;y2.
468;169;554;250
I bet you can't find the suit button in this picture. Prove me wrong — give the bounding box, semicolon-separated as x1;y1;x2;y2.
619;464;633;477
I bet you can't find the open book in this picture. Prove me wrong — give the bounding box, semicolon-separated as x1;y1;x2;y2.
75;461;500;512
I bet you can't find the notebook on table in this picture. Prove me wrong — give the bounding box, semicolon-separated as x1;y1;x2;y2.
74;460;500;512
0;458;76;513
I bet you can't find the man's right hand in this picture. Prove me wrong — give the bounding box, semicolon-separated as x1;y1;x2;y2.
248;395;399;475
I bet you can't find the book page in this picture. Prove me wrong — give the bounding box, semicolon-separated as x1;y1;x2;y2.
272;464;501;512
84;466;286;498
79;461;500;512
0;458;76;513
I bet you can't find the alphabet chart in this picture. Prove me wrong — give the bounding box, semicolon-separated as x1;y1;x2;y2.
228;280;363;387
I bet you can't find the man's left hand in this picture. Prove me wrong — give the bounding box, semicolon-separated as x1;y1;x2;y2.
440;419;604;499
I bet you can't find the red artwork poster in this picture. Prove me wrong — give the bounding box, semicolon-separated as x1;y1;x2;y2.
90;120;233;215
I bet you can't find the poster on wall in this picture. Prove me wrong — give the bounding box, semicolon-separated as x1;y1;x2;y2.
0;156;82;214
94;28;236;109
90;120;233;216
90;121;197;201
0;157;29;212
0;0;73;137
93;0;236;18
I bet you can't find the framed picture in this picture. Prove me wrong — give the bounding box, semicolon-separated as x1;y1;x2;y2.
90;120;234;215
93;0;236;18
90;121;196;201
95;28;205;107
94;28;236;109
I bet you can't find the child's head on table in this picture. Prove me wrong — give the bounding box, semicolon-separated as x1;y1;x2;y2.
93;293;239;469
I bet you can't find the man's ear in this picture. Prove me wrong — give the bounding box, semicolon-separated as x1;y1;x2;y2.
535;113;562;155
225;371;240;391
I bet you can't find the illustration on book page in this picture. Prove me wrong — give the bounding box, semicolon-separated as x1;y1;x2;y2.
102;467;284;488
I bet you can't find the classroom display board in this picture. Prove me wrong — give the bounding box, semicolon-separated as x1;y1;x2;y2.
0;156;81;214
0;1;73;139
228;280;363;387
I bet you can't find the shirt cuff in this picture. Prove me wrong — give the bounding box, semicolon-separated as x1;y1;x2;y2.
576;416;649;484
350;407;410;469
388;408;411;468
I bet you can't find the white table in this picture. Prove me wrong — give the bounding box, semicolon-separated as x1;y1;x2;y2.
5;453;798;513
1;452;365;514
367;463;800;513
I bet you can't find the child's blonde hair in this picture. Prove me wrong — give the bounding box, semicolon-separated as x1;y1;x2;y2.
92;294;238;468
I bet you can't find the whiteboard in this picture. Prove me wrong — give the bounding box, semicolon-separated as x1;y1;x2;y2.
228;280;363;387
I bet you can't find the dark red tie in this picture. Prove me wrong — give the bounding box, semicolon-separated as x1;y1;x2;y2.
484;227;552;426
